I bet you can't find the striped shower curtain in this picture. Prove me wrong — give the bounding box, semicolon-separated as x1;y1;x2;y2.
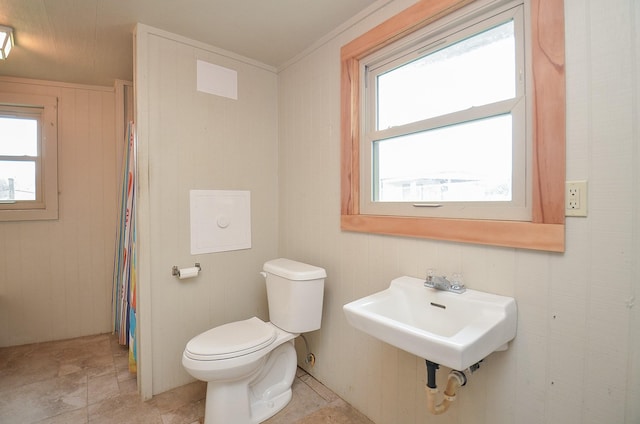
113;121;137;373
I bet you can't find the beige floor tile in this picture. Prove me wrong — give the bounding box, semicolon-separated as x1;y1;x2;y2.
295;399;376;424
88;373;121;405
263;378;330;424
33;408;88;424
159;398;205;424
1;334;370;424
0;344;61;392
117;376;139;394
0;371;87;423
148;380;206;414
87;392;163;424
299;373;340;403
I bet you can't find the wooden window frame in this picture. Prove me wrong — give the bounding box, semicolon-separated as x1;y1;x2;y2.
340;0;565;252
0;93;58;221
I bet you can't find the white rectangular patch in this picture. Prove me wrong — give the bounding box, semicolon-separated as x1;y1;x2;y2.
190;190;251;254
196;60;238;100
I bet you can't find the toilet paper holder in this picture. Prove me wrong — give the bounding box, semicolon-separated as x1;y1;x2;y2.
172;263;201;277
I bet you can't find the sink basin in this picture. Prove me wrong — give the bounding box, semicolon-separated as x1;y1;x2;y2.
343;276;517;370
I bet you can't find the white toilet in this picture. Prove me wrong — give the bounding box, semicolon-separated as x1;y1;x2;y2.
182;258;326;424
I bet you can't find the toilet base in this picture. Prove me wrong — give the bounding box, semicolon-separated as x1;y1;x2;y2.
204;378;253;424
202;338;298;424
249;387;292;423
203;383;293;424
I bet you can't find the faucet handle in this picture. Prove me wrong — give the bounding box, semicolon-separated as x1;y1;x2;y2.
424;269;436;288
450;272;466;292
426;268;435;282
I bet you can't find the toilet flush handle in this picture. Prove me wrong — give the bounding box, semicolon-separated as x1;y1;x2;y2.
259;271;267;278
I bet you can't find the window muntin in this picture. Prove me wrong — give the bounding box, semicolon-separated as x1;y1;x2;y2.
0;93;58;221
362;4;529;220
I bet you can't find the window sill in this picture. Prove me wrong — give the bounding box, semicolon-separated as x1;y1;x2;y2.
341;214;564;252
0;204;59;221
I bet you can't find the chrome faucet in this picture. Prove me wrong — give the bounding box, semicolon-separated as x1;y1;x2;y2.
424;270;466;294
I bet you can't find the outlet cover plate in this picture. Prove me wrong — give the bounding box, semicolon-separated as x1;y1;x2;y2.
565;180;588;217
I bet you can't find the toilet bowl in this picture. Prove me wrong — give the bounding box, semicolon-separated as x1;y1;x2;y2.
182;258;326;424
182;317;297;423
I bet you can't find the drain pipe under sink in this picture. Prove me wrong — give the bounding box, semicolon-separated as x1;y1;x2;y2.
424;360;480;415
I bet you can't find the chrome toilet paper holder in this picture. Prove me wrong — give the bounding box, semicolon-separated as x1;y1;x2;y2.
172;263;201;277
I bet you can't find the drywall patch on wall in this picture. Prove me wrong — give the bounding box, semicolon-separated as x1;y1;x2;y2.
196;60;238;99
190;189;252;254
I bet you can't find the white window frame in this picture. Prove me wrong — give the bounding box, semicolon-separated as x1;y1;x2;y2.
360;1;530;221
0;93;58;221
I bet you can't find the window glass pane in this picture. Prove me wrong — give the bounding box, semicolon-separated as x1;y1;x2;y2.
0;117;38;156
377;20;515;129
0;161;36;200
373;114;512;202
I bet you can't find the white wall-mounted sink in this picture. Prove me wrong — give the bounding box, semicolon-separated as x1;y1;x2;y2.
343;276;517;371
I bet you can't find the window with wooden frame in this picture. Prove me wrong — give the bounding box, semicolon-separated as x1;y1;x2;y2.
340;0;565;252
0;93;58;221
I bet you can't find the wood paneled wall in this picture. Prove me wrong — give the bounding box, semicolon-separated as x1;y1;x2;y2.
0;77;118;347
278;0;640;422
135;25;279;397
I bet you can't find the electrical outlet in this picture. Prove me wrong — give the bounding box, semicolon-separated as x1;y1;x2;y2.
565;180;587;217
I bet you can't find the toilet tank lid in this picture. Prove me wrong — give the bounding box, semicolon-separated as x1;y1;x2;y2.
264;258;327;280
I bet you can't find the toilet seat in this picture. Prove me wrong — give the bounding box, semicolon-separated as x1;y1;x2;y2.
184;317;277;361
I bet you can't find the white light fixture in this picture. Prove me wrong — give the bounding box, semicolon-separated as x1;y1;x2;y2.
0;25;15;60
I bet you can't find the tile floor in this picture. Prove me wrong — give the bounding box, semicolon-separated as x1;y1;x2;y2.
0;333;374;424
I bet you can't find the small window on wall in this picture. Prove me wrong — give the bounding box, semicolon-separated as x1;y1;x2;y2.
0;93;58;221
362;4;528;221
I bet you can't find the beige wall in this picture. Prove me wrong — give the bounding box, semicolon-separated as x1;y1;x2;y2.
134;25;280;396
4;1;637;422
278;0;640;423
0;77;118;347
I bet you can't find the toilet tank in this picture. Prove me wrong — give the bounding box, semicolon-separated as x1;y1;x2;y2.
263;258;326;334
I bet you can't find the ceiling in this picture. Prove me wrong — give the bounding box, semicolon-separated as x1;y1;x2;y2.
0;0;377;87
